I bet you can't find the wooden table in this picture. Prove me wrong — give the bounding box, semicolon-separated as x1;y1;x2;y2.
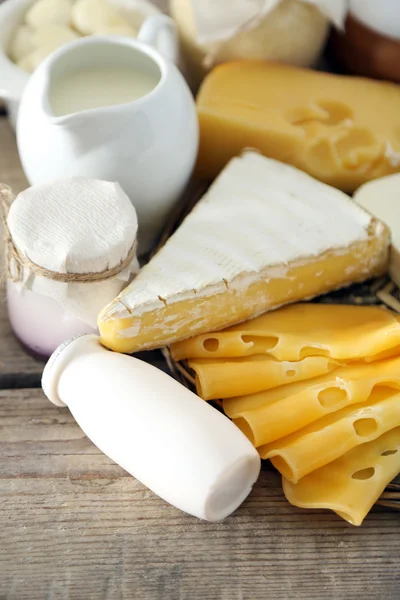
1;8;400;591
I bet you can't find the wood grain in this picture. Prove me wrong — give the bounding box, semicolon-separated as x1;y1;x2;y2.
1;388;400;600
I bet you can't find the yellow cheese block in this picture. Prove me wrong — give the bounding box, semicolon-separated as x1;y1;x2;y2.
171;304;400;362
196;61;400;192
189;355;339;400
282;427;400;526
224;354;400;446
260;387;400;483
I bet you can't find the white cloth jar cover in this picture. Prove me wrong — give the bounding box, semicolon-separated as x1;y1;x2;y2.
192;0;349;44
6;177;139;327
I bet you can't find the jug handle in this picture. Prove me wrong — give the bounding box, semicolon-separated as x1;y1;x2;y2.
137;15;179;65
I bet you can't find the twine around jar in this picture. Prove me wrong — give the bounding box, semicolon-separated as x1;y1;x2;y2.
0;183;137;284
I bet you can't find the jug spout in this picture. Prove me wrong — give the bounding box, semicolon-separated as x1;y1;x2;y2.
42;95;110;131
41;34;164;130
41;73;117;142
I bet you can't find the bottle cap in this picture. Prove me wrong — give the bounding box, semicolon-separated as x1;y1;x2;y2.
42;334;100;406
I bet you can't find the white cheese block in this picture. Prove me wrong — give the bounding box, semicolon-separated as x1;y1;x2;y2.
98;151;389;353
353;174;400;286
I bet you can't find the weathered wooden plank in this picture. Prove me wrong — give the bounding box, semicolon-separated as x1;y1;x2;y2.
1;388;399;600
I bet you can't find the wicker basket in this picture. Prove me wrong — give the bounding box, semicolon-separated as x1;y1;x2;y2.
154;181;400;511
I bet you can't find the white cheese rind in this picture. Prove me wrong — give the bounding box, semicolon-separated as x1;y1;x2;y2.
353;173;400;286
102;152;375;322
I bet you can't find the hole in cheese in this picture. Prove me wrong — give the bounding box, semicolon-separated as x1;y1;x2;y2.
351;467;376;480
203;338;219;352
286;369;296;377
381;449;398;456
318;387;348;409
234;417;255;446
241;335;278;351
299;346;330;360
353;418;378;437
335;128;377;161
314;99;354;125
285;100;353;127
285;104;328;125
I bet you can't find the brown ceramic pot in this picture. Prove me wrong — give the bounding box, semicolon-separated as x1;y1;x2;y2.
330;14;400;83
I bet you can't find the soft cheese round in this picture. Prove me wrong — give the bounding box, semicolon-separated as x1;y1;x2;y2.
353;173;400;286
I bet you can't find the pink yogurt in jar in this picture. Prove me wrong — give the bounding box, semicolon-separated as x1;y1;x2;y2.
7;280;96;358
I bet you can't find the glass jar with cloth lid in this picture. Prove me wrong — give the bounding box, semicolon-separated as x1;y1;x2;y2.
1;178;139;357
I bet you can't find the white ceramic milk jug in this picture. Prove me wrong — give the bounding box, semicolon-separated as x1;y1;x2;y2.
16;16;198;253
0;0;164;129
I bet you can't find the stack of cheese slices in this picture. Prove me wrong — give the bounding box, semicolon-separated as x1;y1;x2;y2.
171;303;400;526
97;149;400;524
97;61;400;524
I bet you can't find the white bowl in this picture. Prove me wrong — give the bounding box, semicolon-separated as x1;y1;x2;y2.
0;0;162;129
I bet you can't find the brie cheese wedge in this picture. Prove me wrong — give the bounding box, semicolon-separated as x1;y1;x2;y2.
98;152;389;353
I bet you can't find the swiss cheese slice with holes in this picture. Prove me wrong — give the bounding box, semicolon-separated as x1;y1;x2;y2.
98;152;389;354
260;387;400;483
223;353;400;446
282;427;400;526
170;303;400;362
188;355;340;400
